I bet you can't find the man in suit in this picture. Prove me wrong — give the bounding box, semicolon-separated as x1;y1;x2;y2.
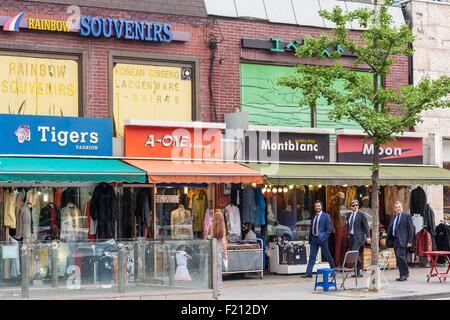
347;199;371;277
387;201;414;281
301;200;335;278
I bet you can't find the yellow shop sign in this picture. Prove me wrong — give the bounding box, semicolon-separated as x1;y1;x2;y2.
28;18;71;32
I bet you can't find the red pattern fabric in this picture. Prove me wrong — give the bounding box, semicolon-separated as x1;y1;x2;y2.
416;229;432;260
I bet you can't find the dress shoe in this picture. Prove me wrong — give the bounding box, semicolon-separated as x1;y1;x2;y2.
301;274;312;278
406;274;409;278
396;276;408;281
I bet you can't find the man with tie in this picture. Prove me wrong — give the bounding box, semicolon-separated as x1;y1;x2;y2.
347;199;371;277
387;201;414;281
301;200;335;278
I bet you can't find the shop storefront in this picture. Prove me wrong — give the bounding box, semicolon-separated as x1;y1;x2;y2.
235;127;450;273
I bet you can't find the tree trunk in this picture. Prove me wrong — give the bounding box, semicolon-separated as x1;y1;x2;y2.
368;144;381;292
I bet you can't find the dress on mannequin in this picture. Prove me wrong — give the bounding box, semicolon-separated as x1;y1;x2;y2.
335;192;349;267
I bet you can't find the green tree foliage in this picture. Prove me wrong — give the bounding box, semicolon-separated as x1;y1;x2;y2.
278;0;450;291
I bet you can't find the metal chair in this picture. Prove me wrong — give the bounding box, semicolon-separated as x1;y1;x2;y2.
334;250;359;289
378;251;391;288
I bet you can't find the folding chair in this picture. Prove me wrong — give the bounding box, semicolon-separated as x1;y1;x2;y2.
378;251;391;288
334;250;359;290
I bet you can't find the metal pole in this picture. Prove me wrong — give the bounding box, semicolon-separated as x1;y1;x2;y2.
169;249;174;286
162;245;168;285
211;239;218;299
20;245;29;298
118;246;126;293
51;242;58;288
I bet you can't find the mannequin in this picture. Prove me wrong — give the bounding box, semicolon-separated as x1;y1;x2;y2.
335;191;349;267
360;196;373;230
171;204;192;239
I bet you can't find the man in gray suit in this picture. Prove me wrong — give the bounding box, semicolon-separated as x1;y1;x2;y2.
387;201;414;281
347;199;371;277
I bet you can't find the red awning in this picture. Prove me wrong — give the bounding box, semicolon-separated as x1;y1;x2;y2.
125;160;264;184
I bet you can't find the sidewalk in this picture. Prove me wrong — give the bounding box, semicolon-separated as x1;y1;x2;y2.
220;267;450;300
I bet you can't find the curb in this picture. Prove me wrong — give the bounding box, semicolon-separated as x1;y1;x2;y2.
372;291;450;300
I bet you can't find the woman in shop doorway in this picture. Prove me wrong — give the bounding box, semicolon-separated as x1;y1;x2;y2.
206;209;228;296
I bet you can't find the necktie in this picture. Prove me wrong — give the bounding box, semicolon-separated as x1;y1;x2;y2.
349;213;355;234
313;214;319;236
393;214;401;237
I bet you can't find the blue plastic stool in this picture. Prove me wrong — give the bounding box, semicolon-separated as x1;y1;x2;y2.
314;268;337;292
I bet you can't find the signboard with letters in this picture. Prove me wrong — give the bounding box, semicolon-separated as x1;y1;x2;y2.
124;125;222;159
337;135;423;164
0;114;112;156
244;131;330;163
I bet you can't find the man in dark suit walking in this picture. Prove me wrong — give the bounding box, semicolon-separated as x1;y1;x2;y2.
302;200;335;278
387;201;414;281
347;199;371;277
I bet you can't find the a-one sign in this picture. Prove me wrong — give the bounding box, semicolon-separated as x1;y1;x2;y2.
0;115;112;156
124;125;222;159
244;131;330;163
337;135;423;164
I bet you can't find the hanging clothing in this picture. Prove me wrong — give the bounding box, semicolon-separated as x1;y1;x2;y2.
410;186;427;216
254;187;266;226
230;184;242;207
435;223;450;264
135;188;152;227
90;183;119;240
122;188;134;239
39;204;61;240
423;204;436;236
54;187;63;208
171;205;192;239
60;203;82;241
203;209;213;239
278;208;296;231
20;205;33;243
242;186;256;224
416;229;432;257
4;189;18;228
192;192;207;233
344;187;357;209
83;199;97;241
61;187;77;208
224;205;241;242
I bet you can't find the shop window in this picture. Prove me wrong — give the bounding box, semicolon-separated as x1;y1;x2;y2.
0;55;79;117
240;63;371;129
112;62;193;137
154;186;210;240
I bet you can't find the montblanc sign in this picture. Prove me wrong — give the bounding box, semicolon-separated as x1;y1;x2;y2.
244;131;330;163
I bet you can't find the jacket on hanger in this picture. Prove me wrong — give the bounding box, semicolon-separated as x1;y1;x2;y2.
20;205;33;243
416;229;432;257
193;191;207;232
423;204;436;236
254;187;266;226
39;204;61;240
4;189;18;228
135;188;152;227
411;186;427;215
90;183;118;239
242;186;256;224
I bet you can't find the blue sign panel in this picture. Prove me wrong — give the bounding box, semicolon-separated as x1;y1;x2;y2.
79;16;172;43
0;115;113;156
